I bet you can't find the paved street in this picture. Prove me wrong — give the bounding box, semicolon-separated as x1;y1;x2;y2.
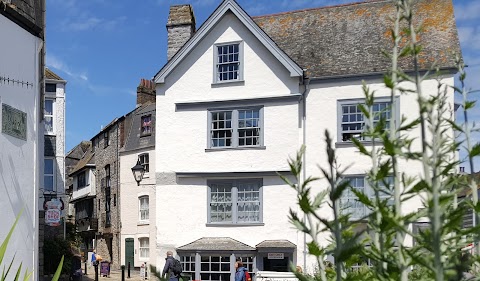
82;265;151;281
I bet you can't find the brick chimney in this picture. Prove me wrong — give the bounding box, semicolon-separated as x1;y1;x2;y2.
167;4;196;61
136;79;156;106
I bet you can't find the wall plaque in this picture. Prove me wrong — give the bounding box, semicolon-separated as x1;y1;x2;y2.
2;103;27;140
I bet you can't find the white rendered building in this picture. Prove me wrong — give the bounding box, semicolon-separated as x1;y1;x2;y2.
153;0;460;278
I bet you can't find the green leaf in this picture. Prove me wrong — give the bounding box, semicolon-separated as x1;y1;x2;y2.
465;100;476;110
469;143;480;158
51;256;64;281
0;210;23;266
13;263;22;281
399;119;420;131
332;180;350;201
307;241;324;257
351;138;370;156
21;268;32;281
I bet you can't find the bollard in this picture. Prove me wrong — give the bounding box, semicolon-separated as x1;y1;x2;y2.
121;265;125;281
144;262;147;279
94;263;99;281
85;261;88;275
128;262;131;278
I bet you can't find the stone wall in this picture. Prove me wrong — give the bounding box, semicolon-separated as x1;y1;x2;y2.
94;120;124;269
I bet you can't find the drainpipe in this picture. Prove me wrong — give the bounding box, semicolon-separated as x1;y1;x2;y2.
300;71;310;270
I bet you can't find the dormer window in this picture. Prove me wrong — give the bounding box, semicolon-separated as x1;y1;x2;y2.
141;115;152;136
214;42;243;83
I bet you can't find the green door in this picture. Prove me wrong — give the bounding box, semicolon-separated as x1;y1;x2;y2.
125;238;134;268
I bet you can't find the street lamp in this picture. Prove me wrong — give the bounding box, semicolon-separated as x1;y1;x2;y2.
131;160;145;186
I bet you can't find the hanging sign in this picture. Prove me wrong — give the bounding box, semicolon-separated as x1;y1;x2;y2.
44;198;64;226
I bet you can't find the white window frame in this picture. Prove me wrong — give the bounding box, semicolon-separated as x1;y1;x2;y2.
337;97;399;143
44;98;55;135
207;179;263;225
207;107;264;149
340;175;393;220
139;196;149;222
138;237;149;259
44;158;55;192
138;153;149;174
213;41;244;84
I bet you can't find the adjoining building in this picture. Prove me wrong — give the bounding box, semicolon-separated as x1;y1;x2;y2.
0;1;46;280
120;79;156;270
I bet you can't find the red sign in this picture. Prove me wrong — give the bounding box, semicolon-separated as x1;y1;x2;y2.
44;199;64;226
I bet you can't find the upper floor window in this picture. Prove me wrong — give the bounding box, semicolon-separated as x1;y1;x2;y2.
44;158;55;192
45;83;56;93
340;175;393;220
141;115;152;136
139;238;149;258
214;42;243;83
104;131;110;148
78;171;87;189
209;108;263;148
138;153;149;173
139;196;149;221
208;179;262;224
338;98;394;142
44;99;54;134
105;165;111;188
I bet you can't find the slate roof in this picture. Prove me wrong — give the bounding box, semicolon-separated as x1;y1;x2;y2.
69;143;95;176
121;102;156;152
45;68;64;81
256;240;296;248
177;237;255;251
253;0;461;78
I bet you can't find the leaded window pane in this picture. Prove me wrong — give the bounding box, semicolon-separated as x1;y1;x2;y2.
210;183;233;222
237;182;260;222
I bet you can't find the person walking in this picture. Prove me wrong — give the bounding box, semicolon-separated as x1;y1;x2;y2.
235;260;249;281
91;250;96;267
70;247;83;281
162;251;180;281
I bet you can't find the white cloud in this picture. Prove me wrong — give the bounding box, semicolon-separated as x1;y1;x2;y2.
61;16;126;32
46;53;89;81
454;1;480;21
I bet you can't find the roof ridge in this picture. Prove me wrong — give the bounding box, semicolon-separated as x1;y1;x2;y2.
252;0;390;19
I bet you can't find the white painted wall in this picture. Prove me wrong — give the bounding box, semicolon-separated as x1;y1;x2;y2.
0;13;43;279
120;149;156;268
72;168;96;200
154;8;457;274
155;12;304;272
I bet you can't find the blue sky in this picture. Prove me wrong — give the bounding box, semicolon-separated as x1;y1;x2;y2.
46;0;480;170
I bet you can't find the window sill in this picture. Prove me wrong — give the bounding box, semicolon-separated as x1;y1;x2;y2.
137;221;150;226
211;80;245;87
205;146;266;152
140;133;152;138
335;141;383;148
206;223;264;227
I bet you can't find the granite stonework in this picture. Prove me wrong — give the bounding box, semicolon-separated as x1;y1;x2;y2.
166;4;196;61
93;118;125;270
